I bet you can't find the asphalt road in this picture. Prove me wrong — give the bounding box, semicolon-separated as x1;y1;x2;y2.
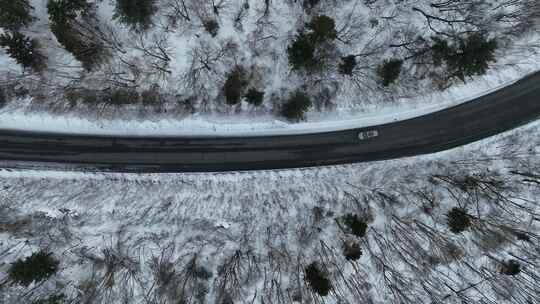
1;72;540;173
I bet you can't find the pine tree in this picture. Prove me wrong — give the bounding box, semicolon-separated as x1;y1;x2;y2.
0;87;6;108
47;0;91;23
431;37;452;67
281;91;312;121
431;34;498;81
447;207;471;234
449;34;497;81
223;67;248;105
306;15;337;43
340;214;368;237
338;55;357;76
0;31;45;72
343;240;362;261
287;33;318;71
114;0;156;31
500;260;521;276
0;0;35;30
304;263;332;296
303;0;320;10
287;15;337;72
32;294;66;304
9;251;59;286
245;88;264;106
48;0;105;71
377;59;403;87
203;19;220;37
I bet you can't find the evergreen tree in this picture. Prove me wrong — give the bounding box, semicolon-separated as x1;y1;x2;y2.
306;15;337;43
432;34;498;81
447;207;471;234
343;241;362;261
9;251;59;286
501;260;521;276
450;34;497;81
287;15;337;72
281;91;312;121
48;0;105;71
203;19;220;37
287;33;318;71
32;294;66;304
105;88;140;105
338;55;357;76
431;37;451;67
223;67;248;105
304;263;331;296
245;89;264;106
47;0;91;23
114;0;156;31
0;31;45;72
0;87;6;108
340;214;368;237
0;0;35;30
303;0;320;10
377;59;403;87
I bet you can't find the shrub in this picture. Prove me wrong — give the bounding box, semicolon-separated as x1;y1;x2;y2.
516;232;530;242
245;88;264;106
114;0;156;31
203;19;220;37
447;207;471;234
64;88;83;105
0;87;6;108
105;88;140;105
65;88;99;105
223;67;248;105
343;241;362;261
0;31;46;72
33;293;66;304
81;90;99;104
141;88;162;106
500;260;521;276
13;84;29;97
281;91;311;121
306;15;337;43
340;214;368;237
338;55;356;75
369;18;379;28
304;263;331;296
377;58;403;87
302;0;320;10
0;0;35;30
9;251;59;286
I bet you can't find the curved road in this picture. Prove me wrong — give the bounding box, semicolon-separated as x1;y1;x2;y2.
1;72;540;173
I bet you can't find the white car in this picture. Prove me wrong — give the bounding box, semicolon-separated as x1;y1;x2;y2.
358;130;379;140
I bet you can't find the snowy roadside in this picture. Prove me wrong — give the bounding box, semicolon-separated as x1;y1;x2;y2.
1;59;539;137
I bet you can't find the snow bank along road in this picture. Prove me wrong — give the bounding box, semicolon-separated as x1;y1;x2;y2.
0;71;540;173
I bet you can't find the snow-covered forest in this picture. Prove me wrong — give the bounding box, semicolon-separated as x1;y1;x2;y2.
1;1;540;304
0;0;539;123
1;122;540;304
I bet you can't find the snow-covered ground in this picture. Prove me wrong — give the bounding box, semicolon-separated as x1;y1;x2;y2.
0;119;539;303
0;59;538;136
